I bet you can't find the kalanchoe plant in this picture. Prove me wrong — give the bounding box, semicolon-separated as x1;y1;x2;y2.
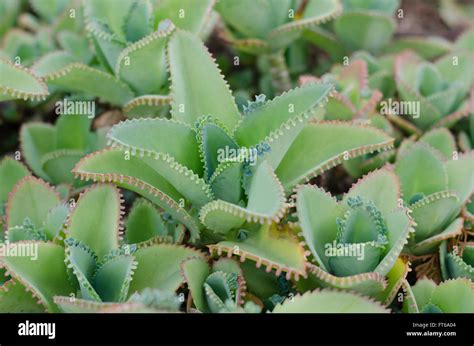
272;289;390;313
29;0;216;117
303;0;400;60
72;30;395;251
402;278;474;313
296;168;414;303
393;50;474;134
216;0;343;93
300;59;399;178
20;114;108;188
0;179;206;312
439;240;474;282
181;257;261;313
394;140;473;257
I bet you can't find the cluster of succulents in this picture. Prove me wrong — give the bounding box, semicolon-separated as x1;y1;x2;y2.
0;0;473;314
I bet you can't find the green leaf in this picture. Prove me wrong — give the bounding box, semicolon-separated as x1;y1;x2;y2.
234;83;333;148
0;157;30;208
303;263;387;297
72;149;202;240
1;242;74;312
55;114;93;151
410;191;460;243
107;118;202;175
154;0;215;34
41;149;86;185
430;279;474;313
296;185;343;271
57;31;93;64
406;278;436;311
276;121;394;190
208;223;307;281
342;168;400;215
122;95;171;118
197;118;239;181
216;0;291;39
200;161;286;234
0;280;46;312
0;58;48;102
395;143;447;202
128;244;205;294
31;51;78;77
66;185;121;258
116;22;174;95
65;239;101;302
45;63;134;106
419;128;456;159
181;257;211;312
20;123;56;180
83;0;134;41
210;161;243;205
168;30;241;130
446;152;474;205
125;199;166;244
273;289;389;313
93;254;137;302
5;176;60;229
30;0;69;22
334;11;395;53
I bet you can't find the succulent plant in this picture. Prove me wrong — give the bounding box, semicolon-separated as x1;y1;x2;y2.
20;114;107;187
394;139;473;256
0;179;205;312
71;30;395;248
439;240;474;282
296;168;414;304
304;0;400;60
181;257;261;313
300;59;399;178
402;278;474;313
393;50;474;134
2;0;473;317
272;289;390;313
216;0;343;93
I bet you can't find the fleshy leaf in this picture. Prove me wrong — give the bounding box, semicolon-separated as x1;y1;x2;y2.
395;143;447;202
1;242;74;312
208;223;307;281
6;176;60;229
168;30;241;130
125;199;166;244
45;63;134;106
72;149;202;240
0;280;46;313
180;257;211;312
128;244;205;294
276;121;394;190
0;157;30;208
20;123;56;180
66;185;121;258
273;289;389;313
116;22;174;95
93;254;137;302
0;58;48;102
154;0;215;34
200;161;286;234
234;83;333;148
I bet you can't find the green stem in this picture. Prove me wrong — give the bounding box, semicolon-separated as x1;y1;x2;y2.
267;50;292;94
